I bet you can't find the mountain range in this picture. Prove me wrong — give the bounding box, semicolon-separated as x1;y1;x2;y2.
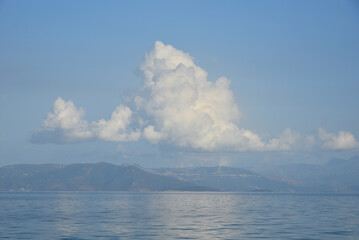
0;162;212;192
153;166;308;192
253;156;359;192
0;156;358;192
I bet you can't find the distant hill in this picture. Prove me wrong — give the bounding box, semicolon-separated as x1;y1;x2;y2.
253;156;359;192
154;166;309;192
2;159;357;192
0;162;213;192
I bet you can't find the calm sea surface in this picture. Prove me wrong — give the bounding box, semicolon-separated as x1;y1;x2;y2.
0;192;358;239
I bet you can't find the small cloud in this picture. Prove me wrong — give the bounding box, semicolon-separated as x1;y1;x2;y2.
143;125;164;144
30;98;93;143
31;97;139;144
93;105;141;142
266;128;301;151
318;128;359;150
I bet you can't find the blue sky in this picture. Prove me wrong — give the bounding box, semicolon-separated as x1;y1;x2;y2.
1;0;358;167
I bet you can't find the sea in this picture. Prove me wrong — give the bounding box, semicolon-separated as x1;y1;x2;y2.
0;192;358;239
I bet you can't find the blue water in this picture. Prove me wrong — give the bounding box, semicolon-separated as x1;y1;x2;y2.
0;192;358;239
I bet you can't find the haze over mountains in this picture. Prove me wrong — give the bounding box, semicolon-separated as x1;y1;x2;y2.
153;167;307;192
254;156;359;192
0;157;358;192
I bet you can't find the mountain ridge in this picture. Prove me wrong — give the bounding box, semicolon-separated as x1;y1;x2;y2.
253;156;359;192
1;158;358;192
153;166;309;192
0;162;213;192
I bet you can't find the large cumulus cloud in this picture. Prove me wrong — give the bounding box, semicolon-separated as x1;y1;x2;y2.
31;41;359;152
136;41;299;151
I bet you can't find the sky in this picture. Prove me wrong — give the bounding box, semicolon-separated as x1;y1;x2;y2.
1;0;359;168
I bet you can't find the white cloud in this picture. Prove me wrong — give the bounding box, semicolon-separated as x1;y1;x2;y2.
31;41;358;153
143;125;164;144
94;105;140;142
318;128;359;150
137;41;294;151
39;97;93;142
31;98;139;143
266;128;301;151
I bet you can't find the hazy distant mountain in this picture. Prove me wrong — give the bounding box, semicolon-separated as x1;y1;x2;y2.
2;159;357;192
154;166;309;192
253;156;359;192
0;162;212;192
